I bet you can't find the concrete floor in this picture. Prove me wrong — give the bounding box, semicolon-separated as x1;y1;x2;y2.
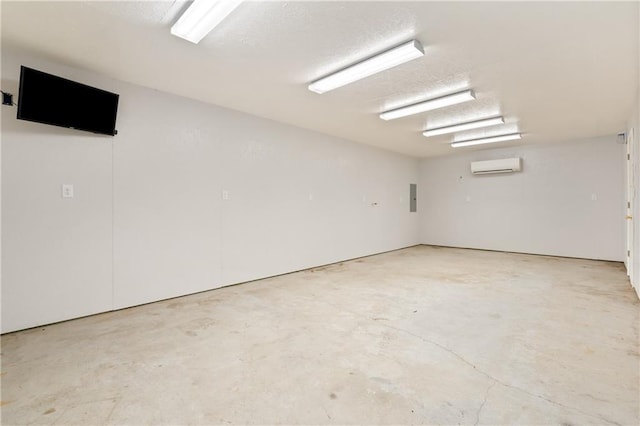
1;245;639;425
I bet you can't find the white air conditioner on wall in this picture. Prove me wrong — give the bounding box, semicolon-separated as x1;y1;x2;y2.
470;158;522;175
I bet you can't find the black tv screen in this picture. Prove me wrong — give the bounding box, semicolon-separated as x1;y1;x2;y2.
17;66;119;136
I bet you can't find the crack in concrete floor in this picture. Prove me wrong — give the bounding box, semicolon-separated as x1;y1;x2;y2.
474;380;496;426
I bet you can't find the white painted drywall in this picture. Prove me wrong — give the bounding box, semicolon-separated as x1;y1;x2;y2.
1;49;419;332
628;100;639;298
627;6;640;297
418;136;625;261
628;5;640;299
1;91;114;331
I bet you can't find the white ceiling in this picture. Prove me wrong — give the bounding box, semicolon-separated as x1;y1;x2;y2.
2;1;638;157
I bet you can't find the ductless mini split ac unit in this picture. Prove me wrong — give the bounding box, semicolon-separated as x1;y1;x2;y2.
470;158;522;175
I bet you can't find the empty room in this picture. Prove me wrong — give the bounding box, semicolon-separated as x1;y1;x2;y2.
1;1;639;425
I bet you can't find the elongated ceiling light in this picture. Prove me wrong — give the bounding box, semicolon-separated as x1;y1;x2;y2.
308;40;424;94
171;0;243;44
451;133;522;148
423;116;505;137
380;90;475;120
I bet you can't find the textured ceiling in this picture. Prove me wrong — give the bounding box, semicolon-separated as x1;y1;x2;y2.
1;1;638;157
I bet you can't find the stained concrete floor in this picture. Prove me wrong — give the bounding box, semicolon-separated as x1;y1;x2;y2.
1;245;639;425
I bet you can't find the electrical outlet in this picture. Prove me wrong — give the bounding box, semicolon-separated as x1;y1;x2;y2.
2;92;13;106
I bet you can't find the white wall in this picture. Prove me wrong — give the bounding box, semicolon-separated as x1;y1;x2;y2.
628;100;639;298
627;5;640;298
1;49;419;333
418;136;625;261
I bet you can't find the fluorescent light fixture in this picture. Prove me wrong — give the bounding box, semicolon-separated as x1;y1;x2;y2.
423;116;505;137
171;0;243;44
451;133;522;148
380;90;475;120
308;40;424;94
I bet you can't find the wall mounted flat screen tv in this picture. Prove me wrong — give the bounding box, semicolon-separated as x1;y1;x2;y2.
17;66;119;136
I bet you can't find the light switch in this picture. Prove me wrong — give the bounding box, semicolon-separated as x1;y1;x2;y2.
591;193;597;201
61;184;74;198
222;190;230;200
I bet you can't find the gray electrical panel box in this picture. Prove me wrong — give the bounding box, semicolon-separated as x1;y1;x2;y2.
410;184;417;212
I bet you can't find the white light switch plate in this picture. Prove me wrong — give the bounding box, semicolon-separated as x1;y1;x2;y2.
62;184;74;198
